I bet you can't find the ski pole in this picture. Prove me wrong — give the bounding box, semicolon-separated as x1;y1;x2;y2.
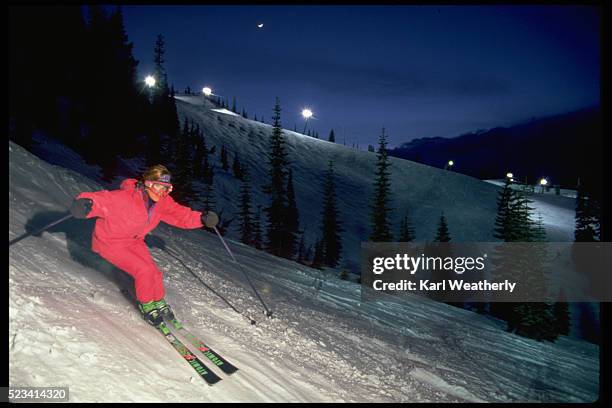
164;246;257;325
9;213;73;247
213;226;274;319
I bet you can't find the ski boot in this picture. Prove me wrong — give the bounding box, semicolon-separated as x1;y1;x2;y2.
138;300;163;326
153;298;175;321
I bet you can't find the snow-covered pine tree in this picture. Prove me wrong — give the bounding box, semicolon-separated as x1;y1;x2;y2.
369;127;393;242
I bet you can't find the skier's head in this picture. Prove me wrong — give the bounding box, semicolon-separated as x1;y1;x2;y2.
141;164;173;202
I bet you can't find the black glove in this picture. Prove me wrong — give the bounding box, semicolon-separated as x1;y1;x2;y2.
201;211;219;229
71;198;93;219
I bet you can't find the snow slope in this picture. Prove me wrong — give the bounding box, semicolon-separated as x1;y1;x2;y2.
174;95;505;273
9;141;599;402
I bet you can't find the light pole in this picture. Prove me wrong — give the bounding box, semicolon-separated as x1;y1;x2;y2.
444;160;454;171
302;108;313;135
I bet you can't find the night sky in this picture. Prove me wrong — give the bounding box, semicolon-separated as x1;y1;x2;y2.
118;5;600;148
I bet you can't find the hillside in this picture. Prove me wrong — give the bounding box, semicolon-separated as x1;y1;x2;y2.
389;107;602;190
174;96;501;272
8;140;599;402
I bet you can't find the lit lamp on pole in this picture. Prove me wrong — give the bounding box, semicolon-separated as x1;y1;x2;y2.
539;177;548;193
445;160;454;171
302;108;313;135
145;75;156;102
202;86;212;105
506;172;514;183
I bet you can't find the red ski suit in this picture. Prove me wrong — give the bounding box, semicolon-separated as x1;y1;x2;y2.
77;178;203;302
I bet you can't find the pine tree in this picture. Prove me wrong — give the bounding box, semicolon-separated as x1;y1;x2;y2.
285;169;300;258
232;96;237;113
493;178;516;241
320;161;343;268
192;124;205;179
147;33;181;167
573;177;603;305
202;182;215;212
237;169;254;245
490;181;527;322
170;118;195;205
427;212;457;303
398;211;415;242
508;215;558;341
328;129;336;143
264;97;290;257
252;205;263;250
232;151;243;180
511;192;536;241
220;145;229;171
574;181;600;242
311;238;324;269
107;6;140;158
297;232;307;264
434;212;451;242
202;136;214;186
369;127;393;242
553;290;571;336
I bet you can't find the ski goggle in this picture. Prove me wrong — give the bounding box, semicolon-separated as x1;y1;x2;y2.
144;180;173;195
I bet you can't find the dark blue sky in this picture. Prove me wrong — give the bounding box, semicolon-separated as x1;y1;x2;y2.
118;5;600;148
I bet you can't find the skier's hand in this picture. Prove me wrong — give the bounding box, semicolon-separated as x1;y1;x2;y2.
201;211;219;229
71;198;93;219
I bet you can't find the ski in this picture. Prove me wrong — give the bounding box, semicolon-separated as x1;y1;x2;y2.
164;317;239;375
156;321;222;385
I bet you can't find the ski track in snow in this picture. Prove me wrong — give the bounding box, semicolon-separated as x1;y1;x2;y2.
9;114;599;403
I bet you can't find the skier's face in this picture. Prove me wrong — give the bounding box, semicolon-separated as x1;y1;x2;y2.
145;180;173;201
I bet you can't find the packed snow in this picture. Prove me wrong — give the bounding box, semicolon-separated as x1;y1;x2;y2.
9;137;599;402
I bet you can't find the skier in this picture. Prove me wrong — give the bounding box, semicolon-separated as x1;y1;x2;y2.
70;164;219;326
